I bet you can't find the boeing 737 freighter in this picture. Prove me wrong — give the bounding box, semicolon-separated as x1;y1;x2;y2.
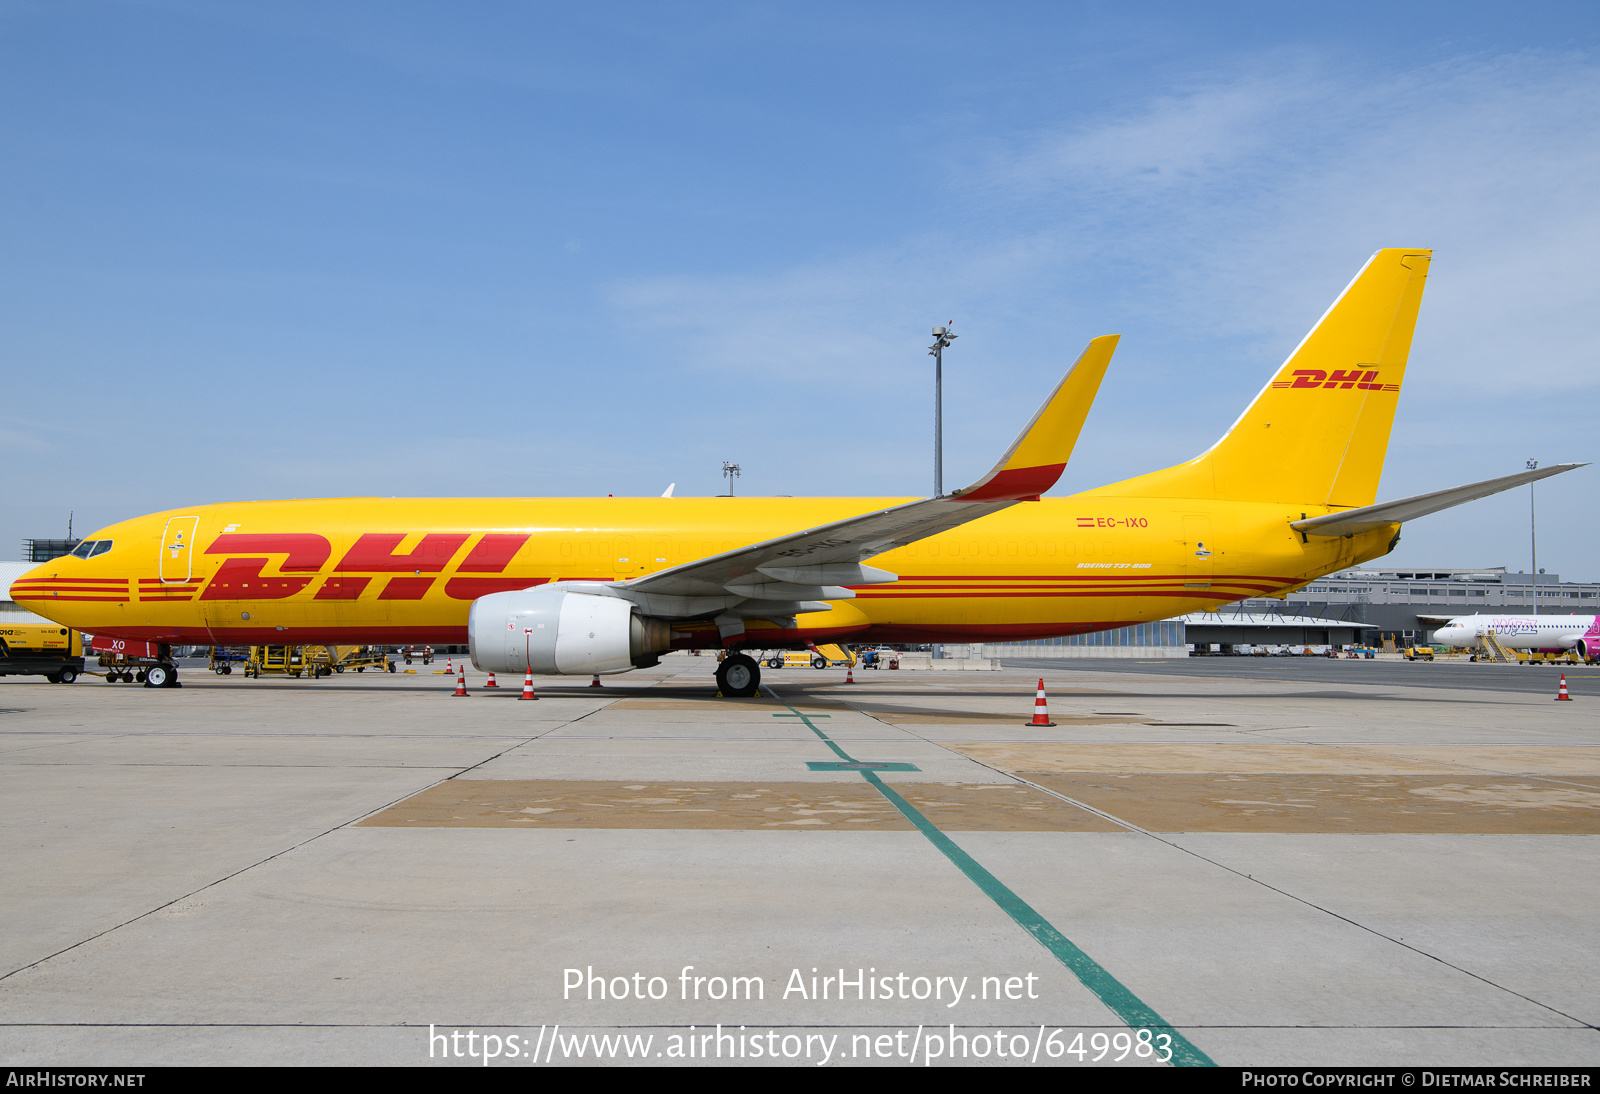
1433;616;1600;660
11;249;1585;695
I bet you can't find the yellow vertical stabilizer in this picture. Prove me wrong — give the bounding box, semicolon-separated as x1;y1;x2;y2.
1095;248;1430;506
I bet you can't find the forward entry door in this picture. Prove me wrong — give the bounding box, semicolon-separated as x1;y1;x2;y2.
159;516;200;583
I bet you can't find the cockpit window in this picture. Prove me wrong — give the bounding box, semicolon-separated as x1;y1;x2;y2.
89;540;112;557
68;540;113;558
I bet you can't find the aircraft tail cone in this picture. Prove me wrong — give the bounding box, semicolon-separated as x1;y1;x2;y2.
590;674;603;688
1028;678;1056;726
484;672;497;688
453;668;468;697
1557;673;1573;701
519;670;538;700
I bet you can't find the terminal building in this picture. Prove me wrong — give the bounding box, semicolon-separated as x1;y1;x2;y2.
1263;564;1598;647
976;565;1598;658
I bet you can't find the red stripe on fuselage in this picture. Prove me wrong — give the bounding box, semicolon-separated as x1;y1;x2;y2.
16;578;129;585
204;534;331;572
444;577;548;599
198;559;313;600
378;577;435;600
336;533;470;572
457;534;532;572
314;577;372;601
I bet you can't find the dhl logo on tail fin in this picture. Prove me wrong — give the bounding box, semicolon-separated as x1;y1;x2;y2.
1272;369;1399;392
1090;248;1430;508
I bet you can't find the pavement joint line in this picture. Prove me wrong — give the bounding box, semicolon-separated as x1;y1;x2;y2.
1233;730;1600;790
0;679;634;986
0;763;475;770
763;682;1216;1068
991;769;1599;1034
442;682;654;781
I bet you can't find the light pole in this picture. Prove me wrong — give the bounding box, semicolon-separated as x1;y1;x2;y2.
1528;458;1538;616
929;323;957;496
721;461;741;497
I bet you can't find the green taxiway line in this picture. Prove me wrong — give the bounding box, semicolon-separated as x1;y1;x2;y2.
764;684;1215;1068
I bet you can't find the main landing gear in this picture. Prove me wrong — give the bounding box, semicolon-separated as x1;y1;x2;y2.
143;663;181;688
715;653;761;698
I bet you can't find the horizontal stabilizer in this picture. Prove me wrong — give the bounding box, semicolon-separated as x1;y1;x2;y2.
1291;463;1586;536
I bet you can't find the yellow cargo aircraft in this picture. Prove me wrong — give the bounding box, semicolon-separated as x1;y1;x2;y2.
12;249;1582;693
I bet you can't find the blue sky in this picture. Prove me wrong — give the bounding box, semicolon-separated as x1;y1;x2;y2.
5;2;1599;577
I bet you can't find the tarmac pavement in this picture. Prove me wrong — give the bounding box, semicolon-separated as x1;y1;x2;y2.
1;653;1596;1067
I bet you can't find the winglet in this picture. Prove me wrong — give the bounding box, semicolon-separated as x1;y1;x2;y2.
948;335;1118;502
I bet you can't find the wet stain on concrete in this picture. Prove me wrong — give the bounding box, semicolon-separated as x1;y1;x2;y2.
1025;773;1600;834
357;780;1121;831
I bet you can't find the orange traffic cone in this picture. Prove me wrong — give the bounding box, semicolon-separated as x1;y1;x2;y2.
519;669;538;700
445;655;454;675
484;672;498;688
1027;678;1056;726
453;668;468;697
1557;673;1573;701
590;674;603;688
844;666;855;684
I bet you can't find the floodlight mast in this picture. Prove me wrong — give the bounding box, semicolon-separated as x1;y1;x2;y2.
721;461;741;497
1528;458;1538;616
929;323;957;496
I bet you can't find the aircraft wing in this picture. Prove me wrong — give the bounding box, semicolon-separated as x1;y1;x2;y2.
1290;463;1587;537
612;336;1117;624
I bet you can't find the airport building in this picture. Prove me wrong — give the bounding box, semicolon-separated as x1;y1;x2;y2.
21;539;80;563
978;565;1598;657
1264;564;1598;646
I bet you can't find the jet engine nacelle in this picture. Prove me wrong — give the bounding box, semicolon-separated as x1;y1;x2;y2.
1561;635;1599;661
467;585;670;675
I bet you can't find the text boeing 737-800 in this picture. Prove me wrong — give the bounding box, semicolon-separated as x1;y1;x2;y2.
11;249;1585;695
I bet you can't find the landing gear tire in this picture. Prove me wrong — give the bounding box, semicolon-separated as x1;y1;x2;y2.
144;664;170;688
716;654;761;698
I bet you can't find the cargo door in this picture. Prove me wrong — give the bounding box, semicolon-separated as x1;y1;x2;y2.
159;517;200;583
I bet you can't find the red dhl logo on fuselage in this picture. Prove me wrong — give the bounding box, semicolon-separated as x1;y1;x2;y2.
192;532;540;603
1270;369;1398;391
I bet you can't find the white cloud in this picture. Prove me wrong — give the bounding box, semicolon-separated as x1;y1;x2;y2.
981;51;1600;392
597;49;1600;574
